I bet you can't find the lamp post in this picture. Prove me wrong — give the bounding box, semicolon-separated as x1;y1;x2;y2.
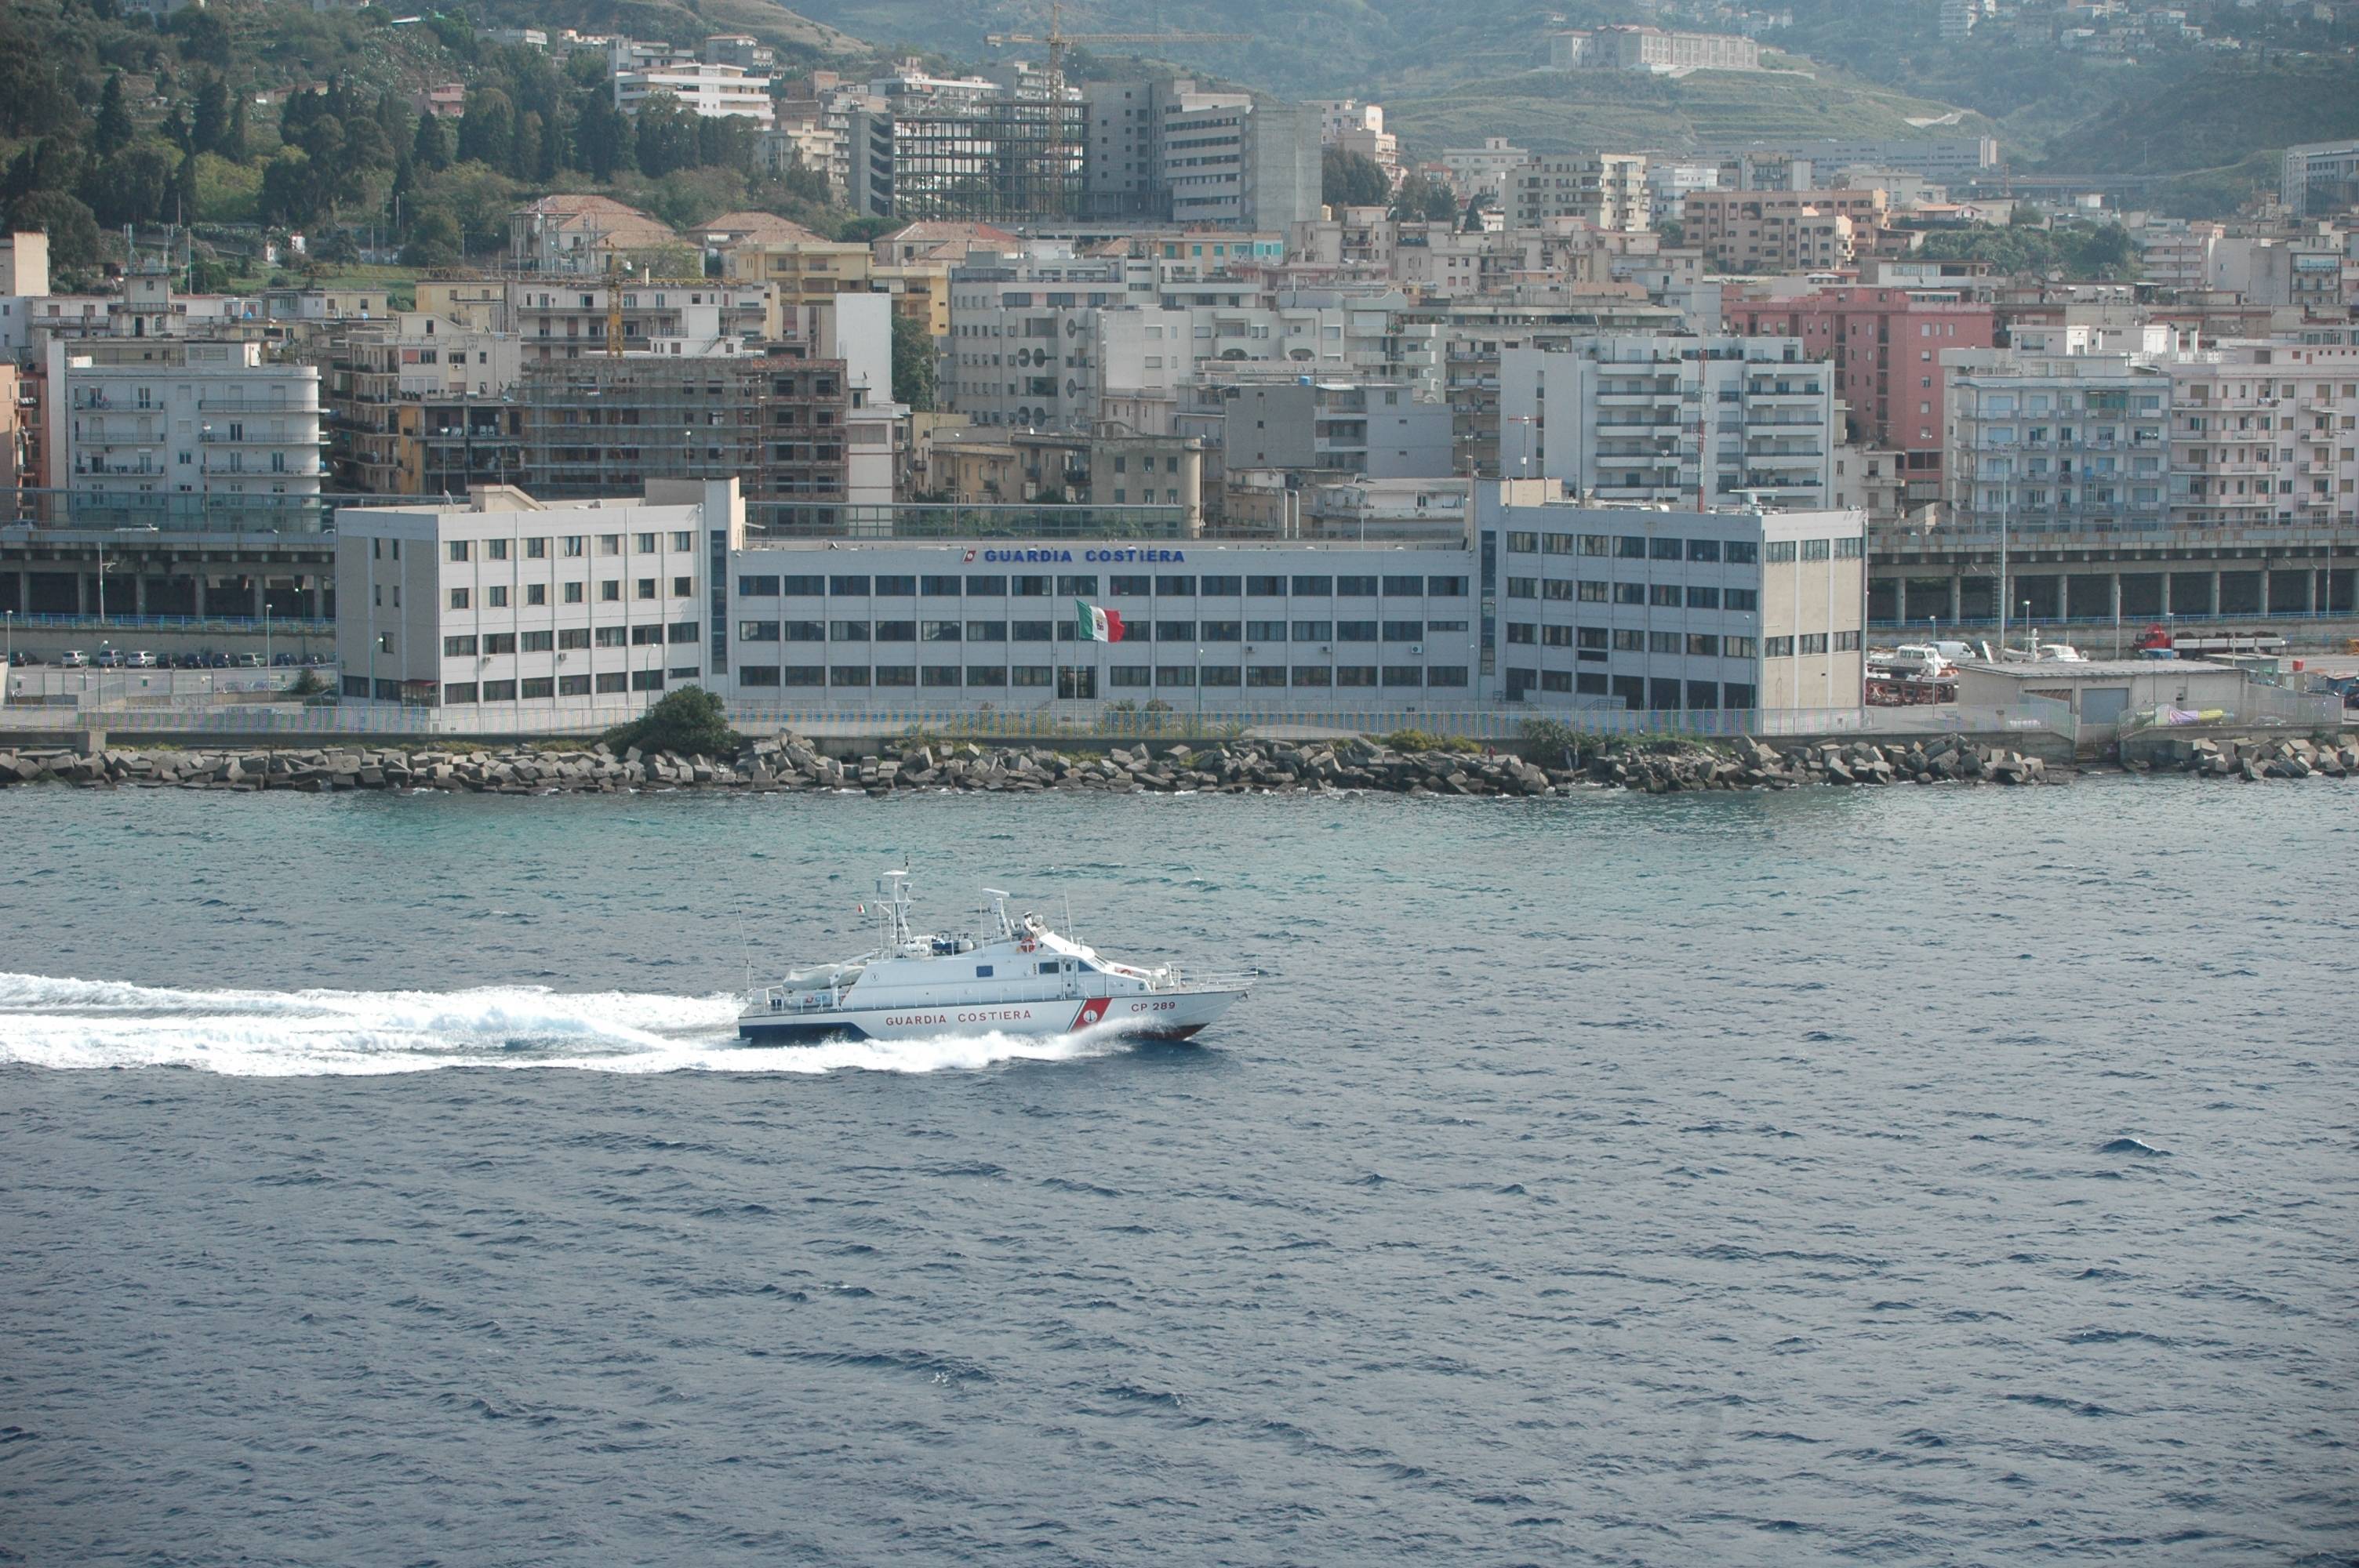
3;609;11;706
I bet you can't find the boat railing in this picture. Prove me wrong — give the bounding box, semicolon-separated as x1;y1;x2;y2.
1159;967;1256;993
748;985;845;1016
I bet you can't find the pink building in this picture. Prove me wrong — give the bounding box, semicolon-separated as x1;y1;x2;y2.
1732;286;1996;491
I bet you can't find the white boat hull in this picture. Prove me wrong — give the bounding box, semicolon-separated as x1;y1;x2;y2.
736;986;1246;1046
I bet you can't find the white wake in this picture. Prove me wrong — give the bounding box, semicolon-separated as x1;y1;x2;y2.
0;972;1121;1077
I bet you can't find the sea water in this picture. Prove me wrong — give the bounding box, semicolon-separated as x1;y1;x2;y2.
2;780;2353;1564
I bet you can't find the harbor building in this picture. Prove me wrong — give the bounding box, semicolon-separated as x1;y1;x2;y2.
325;484;1865;717
1481;492;1866;712
330;479;742;709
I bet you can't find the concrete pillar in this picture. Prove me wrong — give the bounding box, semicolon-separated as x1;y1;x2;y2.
1948;574;1962;621
133;574;147;615
2109;573;2122;623
2209;570;2221;617
2307;567;2319;614
75;573;89;616
1892;576;1906;625
194;576;208;619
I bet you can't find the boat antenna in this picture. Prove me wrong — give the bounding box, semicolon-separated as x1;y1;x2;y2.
738;916;756;992
1063;890;1074;941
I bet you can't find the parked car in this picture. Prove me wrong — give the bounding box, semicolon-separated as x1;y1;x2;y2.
231;652;264;669
125;651;158;668
272;652;296;666
93;648;123;669
204;652;230;669
57;650;89;668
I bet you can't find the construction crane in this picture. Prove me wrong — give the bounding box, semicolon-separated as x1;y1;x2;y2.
986;2;1246;82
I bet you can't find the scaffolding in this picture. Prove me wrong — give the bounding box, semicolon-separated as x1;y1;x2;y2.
518;354;849;535
863;88;1087;222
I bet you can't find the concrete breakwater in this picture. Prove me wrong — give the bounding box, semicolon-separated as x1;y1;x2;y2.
0;730;2112;797
2130;731;2359;780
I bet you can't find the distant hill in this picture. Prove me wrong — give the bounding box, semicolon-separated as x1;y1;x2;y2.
783;0;2346;204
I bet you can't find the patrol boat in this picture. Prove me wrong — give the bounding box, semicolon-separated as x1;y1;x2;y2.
737;871;1250;1045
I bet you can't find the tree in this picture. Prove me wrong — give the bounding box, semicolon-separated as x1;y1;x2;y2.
600;686;740;759
573;91;633;180
631;93;696;178
1321;148;1389;209
511;109;544;182
5;190;104;278
454;87;514;170
84;143;178;227
1390;172;1459;223
223;95;249;162
412;108;451;171
398;205;463;267
890;310;936;412
94;73;135;157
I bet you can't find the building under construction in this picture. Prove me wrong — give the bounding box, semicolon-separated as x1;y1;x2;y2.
519;352;849;536
847;77;1086;223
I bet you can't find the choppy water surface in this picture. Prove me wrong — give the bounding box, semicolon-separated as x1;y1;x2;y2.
2;782;2354;1566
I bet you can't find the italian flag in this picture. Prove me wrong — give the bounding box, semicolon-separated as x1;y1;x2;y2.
1075;598;1126;642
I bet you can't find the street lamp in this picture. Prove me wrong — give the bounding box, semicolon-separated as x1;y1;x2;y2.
2;608;11;706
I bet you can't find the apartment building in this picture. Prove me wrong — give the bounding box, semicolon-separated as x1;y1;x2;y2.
846;74;1086;222
325;317;522;495
1163;97;1322;230
54;339;325;507
1214;380;1455;479
518;352;850;537
506;195;685;276
1699;138;1999;183
1485;494;1865;712
333;479;742;709
2168;341;2359;531
1499;336;1837;510
508;280;780;362
921;429;1205;530
1505;154;1650;232
1681;188;1888;273
1728;286;1996;498
1943;347;2172;548
1441;139;1532;201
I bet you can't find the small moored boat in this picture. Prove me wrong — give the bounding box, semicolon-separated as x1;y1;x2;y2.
737;872;1250;1045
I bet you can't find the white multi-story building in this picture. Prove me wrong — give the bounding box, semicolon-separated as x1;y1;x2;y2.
1441;138;1532;201
2168;340;2359;531
1486;493;1864;711
53;339;324;506
1942;348;2173;539
1499;336;1837;510
2281;139;2359;220
333;479;740;710
1504;154;1650;232
1161;96;1321;230
612;59;776;127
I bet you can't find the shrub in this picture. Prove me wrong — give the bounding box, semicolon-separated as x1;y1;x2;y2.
1520;717;1577;767
601;685;740;759
1377;728;1481;753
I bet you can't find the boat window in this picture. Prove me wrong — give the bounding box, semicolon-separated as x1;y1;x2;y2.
975;964;993;978
1038;960;1060;975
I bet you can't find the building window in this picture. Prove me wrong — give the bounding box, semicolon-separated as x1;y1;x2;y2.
1765;541;1797;563
636;579;656;600
1764;636;1794;657
525;584;547;607
1801;539;1832;561
443;682;478;705
631;670;665;691
562;582;584;604
1799;633;1829;655
448;588;471;610
672;575;692;597
601;580;620;601
485;539;509;561
521;630;554;653
447;541;471;562
594;671;628;694
482;679;518;702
